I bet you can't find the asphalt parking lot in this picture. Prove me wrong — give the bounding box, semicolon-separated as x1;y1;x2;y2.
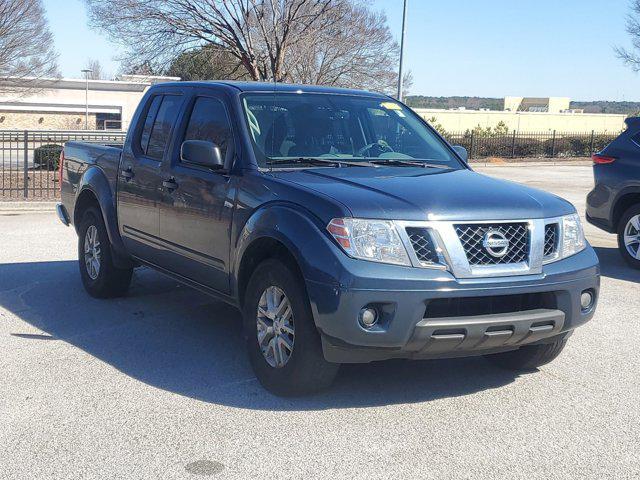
1;164;639;479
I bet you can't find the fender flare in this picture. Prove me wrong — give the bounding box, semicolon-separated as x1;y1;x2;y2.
231;203;343;298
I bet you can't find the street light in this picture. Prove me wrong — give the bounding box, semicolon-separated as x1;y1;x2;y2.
397;0;408;102
81;69;92;130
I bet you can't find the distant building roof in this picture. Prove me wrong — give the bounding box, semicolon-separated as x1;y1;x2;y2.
0;75;180;92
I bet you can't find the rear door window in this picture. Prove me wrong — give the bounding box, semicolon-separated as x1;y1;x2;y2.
146;95;183;160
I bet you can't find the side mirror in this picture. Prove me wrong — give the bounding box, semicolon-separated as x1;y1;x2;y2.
452;145;468;163
181;140;224;169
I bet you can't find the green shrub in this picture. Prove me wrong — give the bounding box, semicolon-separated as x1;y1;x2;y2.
33;144;63;171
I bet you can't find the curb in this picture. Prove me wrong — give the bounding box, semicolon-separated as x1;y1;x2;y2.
0;201;56;214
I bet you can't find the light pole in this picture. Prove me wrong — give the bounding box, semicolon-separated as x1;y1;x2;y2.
397;0;408;102
81;69;92;130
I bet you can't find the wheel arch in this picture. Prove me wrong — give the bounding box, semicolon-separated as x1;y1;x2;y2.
232;203;340;306
236;236;305;306
612;188;640;230
73;167;132;268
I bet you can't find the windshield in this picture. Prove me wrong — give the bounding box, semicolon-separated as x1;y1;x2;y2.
241;93;462;169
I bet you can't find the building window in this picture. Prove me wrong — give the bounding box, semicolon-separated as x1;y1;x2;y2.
96;112;123;130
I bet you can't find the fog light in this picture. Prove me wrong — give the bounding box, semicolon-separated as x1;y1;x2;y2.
358;307;378;328
580;290;594;311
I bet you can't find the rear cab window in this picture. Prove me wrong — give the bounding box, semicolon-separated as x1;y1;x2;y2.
136;93;184;161
139;95;162;154
146;95;184;160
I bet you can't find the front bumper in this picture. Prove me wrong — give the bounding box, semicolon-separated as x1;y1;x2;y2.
306;247;600;363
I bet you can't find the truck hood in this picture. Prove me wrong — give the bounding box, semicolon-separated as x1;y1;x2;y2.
271;167;575;221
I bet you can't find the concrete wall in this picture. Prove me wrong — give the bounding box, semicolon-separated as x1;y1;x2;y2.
415;108;626;134
0;111;97;130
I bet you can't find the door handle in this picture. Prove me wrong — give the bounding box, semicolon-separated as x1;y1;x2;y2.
121;167;134;181
162;177;178;191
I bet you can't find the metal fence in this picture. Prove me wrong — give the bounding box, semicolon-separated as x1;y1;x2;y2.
0;130;126;200
443;130;618;160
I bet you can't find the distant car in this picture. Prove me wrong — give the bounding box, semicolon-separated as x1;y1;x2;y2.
587;117;640;269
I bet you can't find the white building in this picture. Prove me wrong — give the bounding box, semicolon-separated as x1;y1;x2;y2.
0;75;179;131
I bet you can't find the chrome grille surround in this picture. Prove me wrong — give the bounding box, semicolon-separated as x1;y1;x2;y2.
395;219;549;278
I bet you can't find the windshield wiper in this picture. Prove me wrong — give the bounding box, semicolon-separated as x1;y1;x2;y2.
369;158;452;169
267;157;377;168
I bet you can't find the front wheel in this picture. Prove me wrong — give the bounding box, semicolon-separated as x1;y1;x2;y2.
242;258;340;396
78;207;133;298
617;205;640;269
484;337;568;371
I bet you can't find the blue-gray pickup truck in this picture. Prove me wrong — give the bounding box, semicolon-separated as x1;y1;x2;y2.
57;81;600;395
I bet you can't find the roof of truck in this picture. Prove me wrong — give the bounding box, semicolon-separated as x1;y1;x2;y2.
157;80;388;98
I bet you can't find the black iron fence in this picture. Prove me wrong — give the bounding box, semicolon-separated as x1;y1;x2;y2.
442;130;618;160
1;130;126;200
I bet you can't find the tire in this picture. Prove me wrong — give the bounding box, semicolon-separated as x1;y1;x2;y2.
484;337;568;371
242;258;340;396
78;207;133;298
617;204;640;269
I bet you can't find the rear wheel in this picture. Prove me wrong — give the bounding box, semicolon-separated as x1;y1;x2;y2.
617;205;640;269
78;207;133;298
484;337;568;371
242;258;340;396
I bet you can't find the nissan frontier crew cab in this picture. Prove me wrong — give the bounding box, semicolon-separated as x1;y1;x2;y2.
57;82;600;396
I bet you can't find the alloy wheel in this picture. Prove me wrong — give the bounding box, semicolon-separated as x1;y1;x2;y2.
84;225;101;280
256;286;295;368
624;214;640;260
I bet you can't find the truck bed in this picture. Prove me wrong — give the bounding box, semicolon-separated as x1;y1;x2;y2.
63;140;124;202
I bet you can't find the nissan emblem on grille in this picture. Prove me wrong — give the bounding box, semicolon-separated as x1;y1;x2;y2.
482;230;510;258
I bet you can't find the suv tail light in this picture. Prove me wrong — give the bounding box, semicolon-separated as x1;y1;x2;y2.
592;153;616;164
58;149;64;193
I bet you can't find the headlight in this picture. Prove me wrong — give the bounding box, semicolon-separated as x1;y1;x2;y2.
327;218;411;266
561;213;587;258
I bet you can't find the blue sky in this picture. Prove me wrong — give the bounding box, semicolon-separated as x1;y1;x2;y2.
43;0;640;101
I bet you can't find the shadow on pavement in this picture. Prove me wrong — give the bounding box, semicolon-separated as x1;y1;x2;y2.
593;247;640;283
0;260;522;410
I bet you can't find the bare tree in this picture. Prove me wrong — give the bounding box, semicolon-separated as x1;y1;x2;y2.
123;61;157;76
84;58;109;80
617;0;640;71
288;2;400;93
401;70;413;99
85;0;346;81
84;0;402;92
0;0;58;91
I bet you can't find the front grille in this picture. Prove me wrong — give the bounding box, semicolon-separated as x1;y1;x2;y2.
425;292;557;318
455;223;529;265
406;227;438;263
544;223;559;257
